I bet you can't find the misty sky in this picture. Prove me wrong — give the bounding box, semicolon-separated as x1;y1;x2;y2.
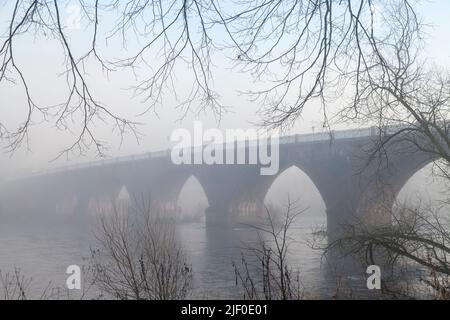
1;0;450;179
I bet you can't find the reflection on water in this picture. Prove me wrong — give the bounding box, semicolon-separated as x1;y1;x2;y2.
0;210;373;299
0;222;91;298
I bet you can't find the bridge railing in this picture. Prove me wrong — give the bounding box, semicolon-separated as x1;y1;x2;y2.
23;125;407;179
333;127;375;139
22;149;171;178
294;132;331;143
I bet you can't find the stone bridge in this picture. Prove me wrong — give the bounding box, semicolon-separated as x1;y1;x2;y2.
0;126;436;237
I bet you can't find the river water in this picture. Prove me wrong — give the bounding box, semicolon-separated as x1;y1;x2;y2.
0;210;375;299
0;165;442;299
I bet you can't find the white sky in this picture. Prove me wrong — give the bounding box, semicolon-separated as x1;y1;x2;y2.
0;0;449;178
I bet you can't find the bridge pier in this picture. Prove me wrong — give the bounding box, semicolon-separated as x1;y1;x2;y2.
324;186;393;239
230;200;265;221
72;193;92;225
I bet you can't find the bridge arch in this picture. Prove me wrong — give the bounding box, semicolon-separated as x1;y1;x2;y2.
77;184;126;220
222;163;328;223
264;165;326;215
123;171;210;219
395;161;447;213
353;153;439;229
177;175;209;222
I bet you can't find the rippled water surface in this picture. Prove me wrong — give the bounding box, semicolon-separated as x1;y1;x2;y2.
0;210;373;299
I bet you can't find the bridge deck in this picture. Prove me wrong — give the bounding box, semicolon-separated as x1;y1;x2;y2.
19;125;402;179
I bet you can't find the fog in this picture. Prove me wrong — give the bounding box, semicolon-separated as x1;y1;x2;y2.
0;1;449;178
1;0;450;301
